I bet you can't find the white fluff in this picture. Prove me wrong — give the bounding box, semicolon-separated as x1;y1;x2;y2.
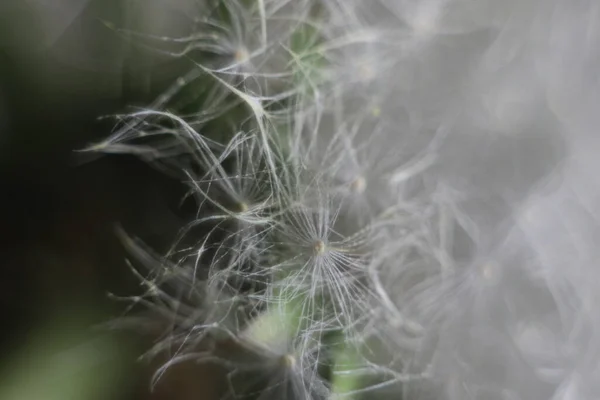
95;0;600;398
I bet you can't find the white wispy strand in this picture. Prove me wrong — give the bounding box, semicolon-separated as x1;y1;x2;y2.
89;0;600;399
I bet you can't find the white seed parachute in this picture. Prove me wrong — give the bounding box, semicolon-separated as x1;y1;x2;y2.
89;0;600;399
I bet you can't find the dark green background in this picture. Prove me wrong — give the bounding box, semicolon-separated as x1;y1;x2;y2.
0;1;220;398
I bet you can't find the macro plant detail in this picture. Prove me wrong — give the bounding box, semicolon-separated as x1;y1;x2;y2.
86;0;600;399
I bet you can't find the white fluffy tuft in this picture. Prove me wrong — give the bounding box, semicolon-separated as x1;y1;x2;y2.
90;0;600;399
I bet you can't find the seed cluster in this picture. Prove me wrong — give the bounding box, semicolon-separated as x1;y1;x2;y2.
89;1;600;399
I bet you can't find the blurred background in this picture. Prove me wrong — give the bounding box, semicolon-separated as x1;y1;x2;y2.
0;1;220;398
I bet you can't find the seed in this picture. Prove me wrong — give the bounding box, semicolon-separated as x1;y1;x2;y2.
235;47;250;63
314;240;326;255
237;202;249;213
281;354;296;368
350;176;367;194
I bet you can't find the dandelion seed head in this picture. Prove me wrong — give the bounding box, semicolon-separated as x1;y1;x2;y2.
236;201;249;213
313;240;326;255
281;353;296;368
350;176;367;194
94;1;600;399
480;262;496;281
234;46;250;63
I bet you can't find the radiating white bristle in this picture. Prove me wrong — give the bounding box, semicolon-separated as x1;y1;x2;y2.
92;0;600;398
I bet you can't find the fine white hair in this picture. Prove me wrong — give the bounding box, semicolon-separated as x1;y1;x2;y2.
92;0;600;399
